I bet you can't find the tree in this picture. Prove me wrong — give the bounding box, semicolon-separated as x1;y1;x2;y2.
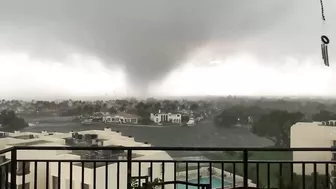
181;115;189;123
190;103;199;111
0;110;29;132
213;108;238;127
137;110;152;124
134;102;153;124
119;105;126;112
108;107;117;114
94;104;101;112
154;102;161;112
312;110;336;121
213;105;267;127
251;110;304;147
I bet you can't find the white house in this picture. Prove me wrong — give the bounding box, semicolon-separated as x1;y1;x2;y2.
150;110;181;124
290;120;336;175
0;128;174;189
103;112;139;124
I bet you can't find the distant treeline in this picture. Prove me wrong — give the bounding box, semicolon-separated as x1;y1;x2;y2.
214;104;336;147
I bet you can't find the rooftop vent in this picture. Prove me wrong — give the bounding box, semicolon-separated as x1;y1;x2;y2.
91;134;98;139
97;140;104;146
77;134;83;140
104;128;111;132
72;132;79;138
0;132;6;138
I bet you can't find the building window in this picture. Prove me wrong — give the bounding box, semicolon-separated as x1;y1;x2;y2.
148;167;152;178
17;162;30;175
52;176;59;189
82;183;89;189
18;183;30;189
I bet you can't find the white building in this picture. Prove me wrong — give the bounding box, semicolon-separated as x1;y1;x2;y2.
0;128;174;189
103;112;139;124
290;120;336;175
150;110;181;124
186;118;195;127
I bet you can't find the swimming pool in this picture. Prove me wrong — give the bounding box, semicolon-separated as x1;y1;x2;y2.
177;177;232;189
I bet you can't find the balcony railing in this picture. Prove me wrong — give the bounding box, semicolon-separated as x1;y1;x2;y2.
0;146;336;189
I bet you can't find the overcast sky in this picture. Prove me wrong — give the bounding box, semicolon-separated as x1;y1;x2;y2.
0;0;335;100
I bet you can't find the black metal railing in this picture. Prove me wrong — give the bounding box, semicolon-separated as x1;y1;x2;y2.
0;146;336;189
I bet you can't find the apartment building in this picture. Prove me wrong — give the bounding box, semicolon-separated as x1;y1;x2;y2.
290;120;336;175
0;128;174;189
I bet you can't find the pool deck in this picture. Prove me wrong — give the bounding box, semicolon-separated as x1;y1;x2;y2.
176;166;256;188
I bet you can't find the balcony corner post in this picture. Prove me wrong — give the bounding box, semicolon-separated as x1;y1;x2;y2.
243;149;248;188
10;148;17;189
127;149;132;189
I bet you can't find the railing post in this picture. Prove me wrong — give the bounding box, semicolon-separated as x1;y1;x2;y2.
127;149;132;189
10;148;17;189
243;149;248;188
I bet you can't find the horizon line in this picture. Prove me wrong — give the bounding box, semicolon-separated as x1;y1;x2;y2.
2;95;336;101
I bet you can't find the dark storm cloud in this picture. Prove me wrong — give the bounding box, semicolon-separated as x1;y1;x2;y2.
0;0;334;94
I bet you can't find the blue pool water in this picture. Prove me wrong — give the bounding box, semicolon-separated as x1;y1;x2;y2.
177;177;232;189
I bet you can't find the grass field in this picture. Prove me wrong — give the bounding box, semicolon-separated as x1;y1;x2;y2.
22;115;75;123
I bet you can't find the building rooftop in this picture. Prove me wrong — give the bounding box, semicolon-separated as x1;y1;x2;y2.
152;111;181;115
12;134;37;140
0;128;165;168
8;140;51;146
73;150;144;168
112;112;139;119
